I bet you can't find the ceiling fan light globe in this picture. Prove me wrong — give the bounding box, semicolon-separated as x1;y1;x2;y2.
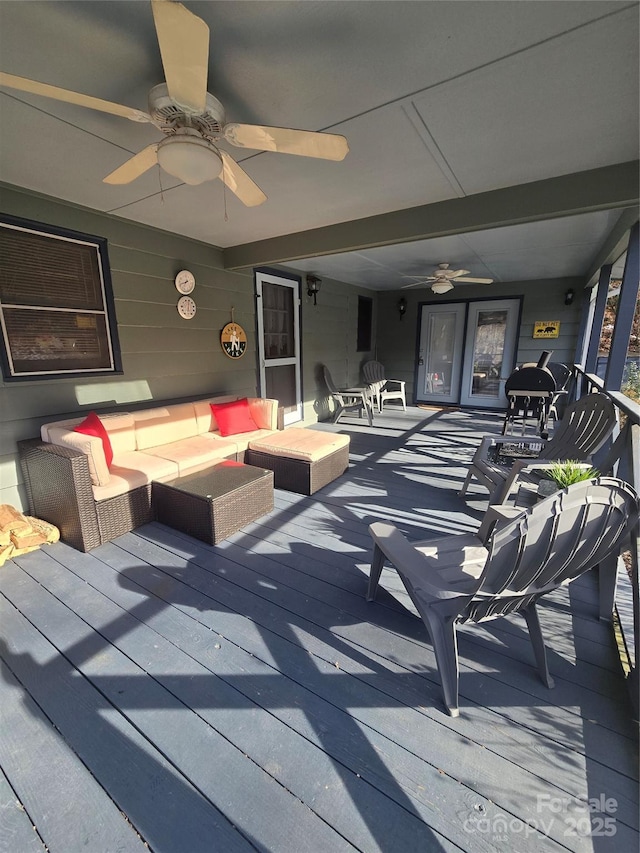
157;136;222;185
431;281;454;294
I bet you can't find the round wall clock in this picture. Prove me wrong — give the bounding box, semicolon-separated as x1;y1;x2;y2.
175;270;196;294
221;322;247;358
177;295;197;319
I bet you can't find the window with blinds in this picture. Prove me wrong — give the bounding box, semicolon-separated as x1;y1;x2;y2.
0;216;122;380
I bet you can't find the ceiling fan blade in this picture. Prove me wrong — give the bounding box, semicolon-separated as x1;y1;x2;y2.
400;281;430;289
448;269;470;278
103;144;159;184
151;0;209;113
454;276;494;284
223;123;349;161
0;72;152;122
219;151;267;207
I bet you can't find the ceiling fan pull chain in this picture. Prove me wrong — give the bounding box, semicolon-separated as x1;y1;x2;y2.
158;165;165;203
222;170;229;222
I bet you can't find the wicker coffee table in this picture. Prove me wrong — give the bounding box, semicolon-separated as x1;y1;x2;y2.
152;460;274;544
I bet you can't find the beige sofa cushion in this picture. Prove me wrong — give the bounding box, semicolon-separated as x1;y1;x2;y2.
41;413;136;450
133;403;199;450
248;428;350;462
93;451;180;501
46;426;112;487
41;417;81;443
247;397;278;431
101;413;137;455
225;428;280;454
144;435;238;475
41;412;137;487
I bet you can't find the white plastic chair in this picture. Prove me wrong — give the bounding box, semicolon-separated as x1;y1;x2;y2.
323;365;373;426
362;361;406;412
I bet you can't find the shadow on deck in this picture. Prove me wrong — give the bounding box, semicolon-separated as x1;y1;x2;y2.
0;407;637;852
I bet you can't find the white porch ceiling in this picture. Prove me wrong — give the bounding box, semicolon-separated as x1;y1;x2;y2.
0;1;638;290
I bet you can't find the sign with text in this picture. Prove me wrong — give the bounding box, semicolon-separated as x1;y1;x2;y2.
533;321;560;339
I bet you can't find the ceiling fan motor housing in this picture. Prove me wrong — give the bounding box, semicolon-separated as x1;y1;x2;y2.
148;83;226;142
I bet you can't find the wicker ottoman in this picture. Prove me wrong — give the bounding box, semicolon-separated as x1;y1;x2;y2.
153;460;274;544
245;429;350;495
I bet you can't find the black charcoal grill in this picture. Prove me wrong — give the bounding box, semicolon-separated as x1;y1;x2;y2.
502;365;557;437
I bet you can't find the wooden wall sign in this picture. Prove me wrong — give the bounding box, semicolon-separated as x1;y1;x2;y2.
533;320;560;339
221;322;247;358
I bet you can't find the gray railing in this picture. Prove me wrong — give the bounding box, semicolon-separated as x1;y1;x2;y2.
574;365;640;718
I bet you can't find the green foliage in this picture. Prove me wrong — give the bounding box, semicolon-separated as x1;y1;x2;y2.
546;460;599;488
622;361;640;404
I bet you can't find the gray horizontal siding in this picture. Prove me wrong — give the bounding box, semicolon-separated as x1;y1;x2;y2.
296;274;377;421
0;188;372;511
0;186;259;511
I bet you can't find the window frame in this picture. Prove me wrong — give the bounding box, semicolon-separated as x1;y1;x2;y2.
356;294;373;352
0;214;122;382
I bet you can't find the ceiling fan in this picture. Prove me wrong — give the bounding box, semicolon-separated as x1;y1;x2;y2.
402;263;494;294
0;0;349;207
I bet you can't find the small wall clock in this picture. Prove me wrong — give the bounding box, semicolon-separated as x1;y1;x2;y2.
177;295;197;319
175;270;196;294
221;322;247;358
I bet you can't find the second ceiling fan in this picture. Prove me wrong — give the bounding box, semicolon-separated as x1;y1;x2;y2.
0;0;349;207
402;263;494;294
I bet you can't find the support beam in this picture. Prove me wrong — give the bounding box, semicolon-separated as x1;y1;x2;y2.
585;206;639;285
605;221;640;391
584;265;612;376
224;161;639;271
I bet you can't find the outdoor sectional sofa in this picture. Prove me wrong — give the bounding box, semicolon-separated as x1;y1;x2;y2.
18;395;350;552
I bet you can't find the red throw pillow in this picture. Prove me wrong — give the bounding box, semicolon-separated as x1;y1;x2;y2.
210;399;258;437
74;411;113;468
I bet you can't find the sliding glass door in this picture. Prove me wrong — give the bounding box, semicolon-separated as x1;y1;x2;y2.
416;298;520;409
416;303;466;405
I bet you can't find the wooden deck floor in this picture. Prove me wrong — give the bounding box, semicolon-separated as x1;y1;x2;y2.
1;407;637;853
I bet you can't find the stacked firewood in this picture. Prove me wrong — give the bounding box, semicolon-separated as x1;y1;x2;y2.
0;505;60;567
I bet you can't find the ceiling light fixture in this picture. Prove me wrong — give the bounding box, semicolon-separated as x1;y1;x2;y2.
431;281;454;295
157;133;222;185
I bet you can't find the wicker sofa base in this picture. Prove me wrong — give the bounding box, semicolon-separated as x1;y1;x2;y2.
245;444;349;495
18;438;154;552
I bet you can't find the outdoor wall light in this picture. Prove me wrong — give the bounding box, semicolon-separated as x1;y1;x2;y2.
306;275;322;305
398;297;407;320
564;288;575;306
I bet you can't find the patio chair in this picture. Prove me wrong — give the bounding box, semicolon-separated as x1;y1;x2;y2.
362;361;407;412
546;362;573;423
322;365;373;426
459;392;618;503
367;477;639;716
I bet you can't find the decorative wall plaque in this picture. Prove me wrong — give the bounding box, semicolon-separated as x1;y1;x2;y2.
221;322;247;358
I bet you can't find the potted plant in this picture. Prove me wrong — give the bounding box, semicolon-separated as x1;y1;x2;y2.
538;460;599;497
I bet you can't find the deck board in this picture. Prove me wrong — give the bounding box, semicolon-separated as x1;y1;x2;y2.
0;767;45;853
1;407;637;852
